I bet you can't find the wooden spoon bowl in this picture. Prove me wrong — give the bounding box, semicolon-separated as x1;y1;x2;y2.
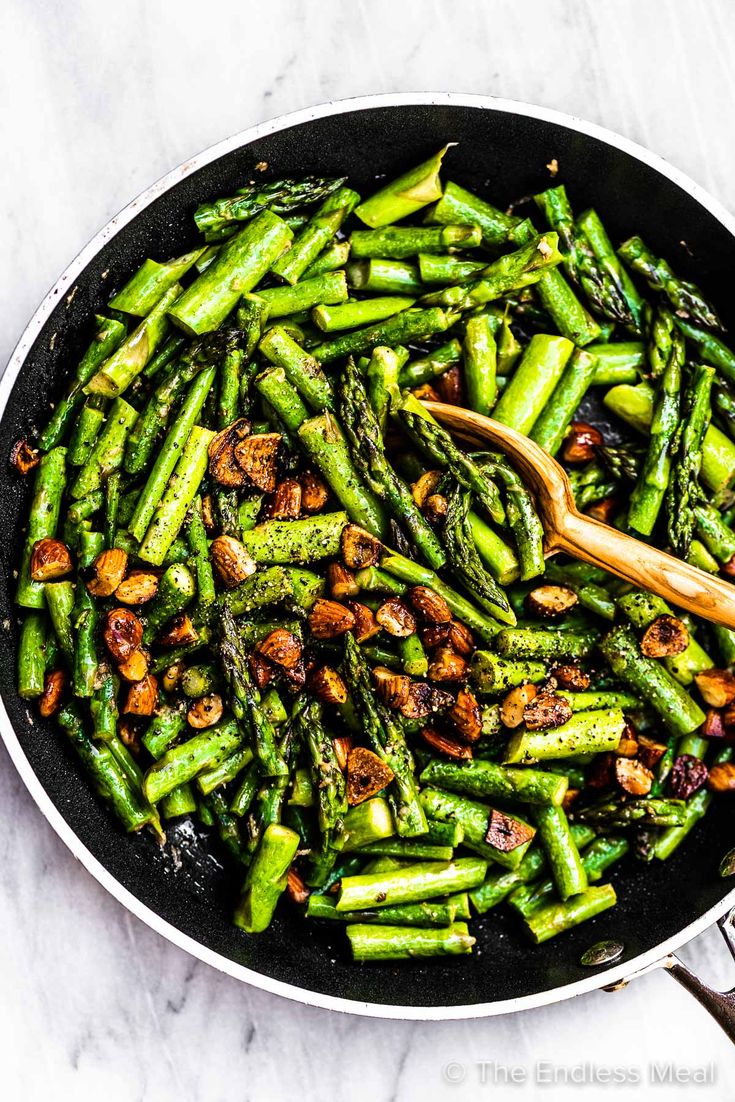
424;401;735;631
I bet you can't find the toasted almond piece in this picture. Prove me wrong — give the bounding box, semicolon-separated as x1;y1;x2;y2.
408;585;452;624
373;666;411;710
309;665;348;705
347;600;381;644
158;613;199;646
300;470;330;513
500;683;538;729
30;537;73;582
703;709;735;740
586;496;618;524
118;717;140;753
562;421;603;463
257;628;302;670
586;752;616;789
39;669;66;718
428;646;467;683
10;438;40;475
283;658;306;690
162;660;185;693
485;809;535;852
449;688;482;743
187;693;224;729
341;524;382;570
523;691;573;730
447;620;474;657
286;867;310;905
421;622;451;648
104;608;143;662
722;554;735;578
326;562;359;600
234;432;281;492
123;673;158;716
436;363;463;405
615;756;654;796
398;681;454;719
707;762;735;793
201;493;216;533
268;478;302;519
615;724;639;758
308;599;356;640
669;753;709;798
211;534;257;588
637;733;668;769
115;571;159;605
332;735;353;771
411;470;442;508
526;584;578;618
411;384;441;402
347;746;394;806
420;725;473;761
87;548;128;597
424;493;449;523
118;648;149;682
562;788;581;814
207;417;251;487
553;664;590;691
640;614;689;658
695;668;735;708
375;597;416;638
249;651;273;689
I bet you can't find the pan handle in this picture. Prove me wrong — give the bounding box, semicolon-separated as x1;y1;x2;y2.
661;908;735;1043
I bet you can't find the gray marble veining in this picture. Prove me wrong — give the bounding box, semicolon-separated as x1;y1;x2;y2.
2;0;735;1097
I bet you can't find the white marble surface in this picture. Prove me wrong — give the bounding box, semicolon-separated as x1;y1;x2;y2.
2;0;735;1097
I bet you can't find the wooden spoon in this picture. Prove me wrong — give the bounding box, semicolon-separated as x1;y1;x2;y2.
424;401;735;631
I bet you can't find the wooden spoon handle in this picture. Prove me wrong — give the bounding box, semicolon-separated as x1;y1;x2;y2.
555;510;735;630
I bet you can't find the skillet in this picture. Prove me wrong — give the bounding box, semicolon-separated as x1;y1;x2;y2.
1;92;734;1031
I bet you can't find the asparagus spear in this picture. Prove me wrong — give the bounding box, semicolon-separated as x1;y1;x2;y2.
442;484;513;620
346;922;475;960
619;236;723;331
233;823;300;933
16;447;67;609
666;363;715;557
194;176;346;235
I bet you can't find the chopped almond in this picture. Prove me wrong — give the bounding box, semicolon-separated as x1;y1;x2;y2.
234;432;281;492
615;724;639;758
695;668;735;708
309;665;348;705
373;666;411;710
118;717;140;753
326;562;359;600
553;664;590;691
640;614;689;658
637;733;668;769
86;547;128;596
187;693;224;729
207;418;251;487
408;585;452;624
158;614;198;646
485;809;535;852
436;363;463;405
526;584;578;618
562;788;581;814
118;648;149;683
332;735;353;771
428;646;467;682
308;599;356;639
30;537;73;582
257;628;302;670
10;438;40;475
447;620;474;656
500;683;538;729
347;746;394;806
587;751;616;789
39;669;66;718
562;421;603;463
201;493;216;532
448;688;482;743
586;496;618;524
286;867;310;905
411;470;442;508
300;470;330;513
669;754;708;798
707;762;735;793
268;478;302;519
341;524;381;570
104;608;143;662
615;757;654;796
123;674;158;716
347;601;381;643
702;709;733;740
411;384;441;402
375;597;416;637
424;493;449;524
523;691;572;730
115;571;159;605
249;651;273;689
211;535;257;588
420;725;473;761
421;622;451;648
398;681;454;719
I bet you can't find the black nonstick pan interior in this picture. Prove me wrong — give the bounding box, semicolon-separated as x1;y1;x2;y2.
1;99;734;1013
